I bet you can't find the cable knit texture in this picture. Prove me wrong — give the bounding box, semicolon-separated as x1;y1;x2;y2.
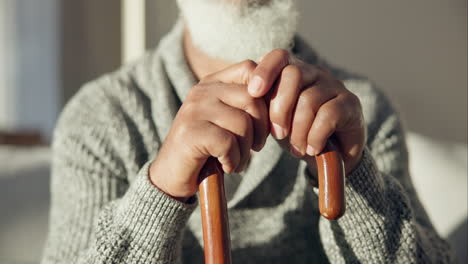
41;21;454;263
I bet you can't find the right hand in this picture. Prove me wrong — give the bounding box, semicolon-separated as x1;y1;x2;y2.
149;60;270;199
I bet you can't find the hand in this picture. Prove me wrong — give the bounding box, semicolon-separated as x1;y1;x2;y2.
149;60;268;199
247;49;366;175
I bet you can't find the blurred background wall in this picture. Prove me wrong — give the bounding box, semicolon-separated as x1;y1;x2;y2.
60;0;122;104
0;0;466;263
299;0;467;144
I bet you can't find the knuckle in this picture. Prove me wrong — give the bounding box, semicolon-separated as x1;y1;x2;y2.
237;111;252;136
349;93;362;108
335;78;345;87
243;98;256;111
284;64;301;75
209;128;232;152
240;59;257;72
174;120;195;139
283;65;302;83
269;106;285;124
334;96;348;110
178;103;197;119
254;64;269;77
339;93;361;115
240;60;257;84
298;90;315;106
346;94;363;125
271;48;290;61
222;132;237;150
244;97;262;112
187;83;206;98
333;79;347;91
318;107;337;126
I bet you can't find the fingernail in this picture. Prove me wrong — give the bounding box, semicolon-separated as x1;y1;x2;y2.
291;145;303;157
248;76;263;96
271;123;287;139
306;145;316;156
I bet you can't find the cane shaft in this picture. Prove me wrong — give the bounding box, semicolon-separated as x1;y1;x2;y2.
199;159;232;264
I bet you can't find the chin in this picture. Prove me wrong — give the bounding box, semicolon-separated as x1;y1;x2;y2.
178;0;298;62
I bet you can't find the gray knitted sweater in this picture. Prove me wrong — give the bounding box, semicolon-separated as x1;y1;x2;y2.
41;22;453;263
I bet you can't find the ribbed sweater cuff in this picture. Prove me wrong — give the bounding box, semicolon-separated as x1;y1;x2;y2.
114;161;198;259
335;147;387;224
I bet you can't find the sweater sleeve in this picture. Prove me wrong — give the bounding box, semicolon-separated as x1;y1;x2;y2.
41;82;197;264
317;85;454;263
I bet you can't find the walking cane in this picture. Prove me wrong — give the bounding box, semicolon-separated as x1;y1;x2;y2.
198;140;345;264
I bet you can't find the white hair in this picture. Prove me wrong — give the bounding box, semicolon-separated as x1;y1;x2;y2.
176;0;298;63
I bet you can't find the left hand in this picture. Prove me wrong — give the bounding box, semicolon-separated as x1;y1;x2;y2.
247;49;366;175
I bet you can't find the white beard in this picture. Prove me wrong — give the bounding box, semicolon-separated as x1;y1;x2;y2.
176;0;298;63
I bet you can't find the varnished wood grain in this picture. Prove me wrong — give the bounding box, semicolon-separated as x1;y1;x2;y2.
199;158;232;264
316;140;346;220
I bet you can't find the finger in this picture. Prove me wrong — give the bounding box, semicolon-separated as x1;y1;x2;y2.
288;83;337;155
196;121;242;174
307;95;352;155
188;83;269;150
199;101;254;172
299;63;325;87
214;84;270;151
269;64;302;139
201;59;257;85
248;49;290;97
334;93;366;169
289;92;315;157
288;57;336;87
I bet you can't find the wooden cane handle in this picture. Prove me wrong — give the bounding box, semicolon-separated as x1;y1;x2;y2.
315;139;346;220
199;158;232;264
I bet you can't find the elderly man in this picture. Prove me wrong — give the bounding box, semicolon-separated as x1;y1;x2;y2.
42;0;453;263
